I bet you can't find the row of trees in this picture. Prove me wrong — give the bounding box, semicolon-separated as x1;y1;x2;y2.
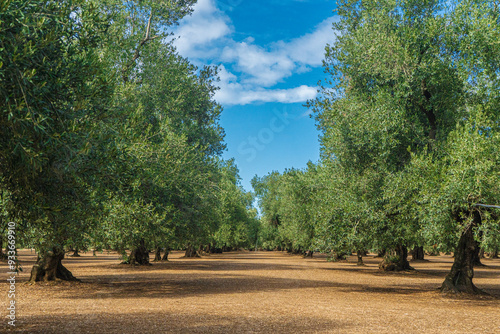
253;0;500;294
0;0;258;281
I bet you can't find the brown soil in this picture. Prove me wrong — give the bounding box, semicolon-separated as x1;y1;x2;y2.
1;250;499;333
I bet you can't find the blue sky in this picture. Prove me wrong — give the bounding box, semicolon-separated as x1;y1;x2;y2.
172;0;337;191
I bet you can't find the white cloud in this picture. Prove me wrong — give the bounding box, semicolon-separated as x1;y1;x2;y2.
283;17;337;66
174;0;232;58
216;84;318;105
215;65;317;105
221;42;295;87
172;0;336;105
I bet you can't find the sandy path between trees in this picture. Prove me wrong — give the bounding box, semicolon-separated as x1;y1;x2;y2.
1;250;499;333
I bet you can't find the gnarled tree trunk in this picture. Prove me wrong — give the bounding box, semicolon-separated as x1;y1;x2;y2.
184;245;200;258
29;248;79;282
161;247;170;261
304;250;314;258
412;246;425;261
127;239;150;265
356;250;364;266
473;247;485;266
441;211;482;294
331;252;348;261
379;244;413;271
153;247;162;262
71;248;81;257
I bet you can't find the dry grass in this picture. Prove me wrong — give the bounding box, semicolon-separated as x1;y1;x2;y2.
1;250;499;333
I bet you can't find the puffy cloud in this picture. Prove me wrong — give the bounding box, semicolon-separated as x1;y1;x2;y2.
173;0;232;58
221;42;295;87
282;17;337;66
215;65;317;105
172;0;335;105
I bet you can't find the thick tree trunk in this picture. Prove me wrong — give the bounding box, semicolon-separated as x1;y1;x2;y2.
472;228;485;266
332;252;348;261
473;247;485;266
29;248;79;282
441;211;482;294
379;245;413;271
356;251;364;266
412;246;425;261
71;248;81;257
184;245;200;258
288;248;304;255
304;250;314;258
161;248;170;261
127;239;150;265
153;247;162;262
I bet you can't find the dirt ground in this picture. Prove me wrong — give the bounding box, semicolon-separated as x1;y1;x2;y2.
1;250;499;333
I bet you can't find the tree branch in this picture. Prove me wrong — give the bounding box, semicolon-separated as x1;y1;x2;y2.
122;10;158;83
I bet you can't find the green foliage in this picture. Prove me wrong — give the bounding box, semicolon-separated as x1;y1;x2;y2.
309;0;500;256
0;0;112;250
252;163;327;253
0;0;256;263
213;160;259;250
255;0;500;259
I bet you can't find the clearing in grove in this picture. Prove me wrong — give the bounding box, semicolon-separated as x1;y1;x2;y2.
1;250;499;333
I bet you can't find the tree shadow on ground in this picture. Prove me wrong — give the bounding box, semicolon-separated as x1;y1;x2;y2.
41;269;498;302
1;310;354;334
9;252;500;301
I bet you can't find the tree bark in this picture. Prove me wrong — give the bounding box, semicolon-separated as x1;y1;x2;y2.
356;251;364;266
161;247;170;261
412;246;425;260
71;248;80;257
127;239;150;265
184;245;200;258
304;250;314;258
332;252;348;261
153;247;162;262
379;245;413;271
473;247;485;266
441;211;483;294
29;248;79;282
472;228;485;266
